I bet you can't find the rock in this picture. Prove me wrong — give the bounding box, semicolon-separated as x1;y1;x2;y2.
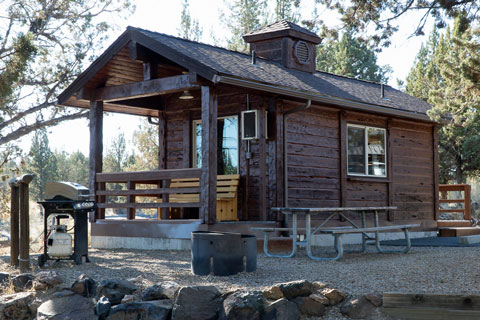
0;292;34;320
292;296;326;317
34;281;50;291
142;281;180;301
96;279;137;305
278;280;313;300
0;272;10;284
121;295;134;303
264;298;299;320
223;290;264;320
11;274;34;291
321;288;346;306
127;275;143;284
36;271;62;286
96;296;111;320
365;293;383;307
172;286;223;320
262;286;284;301
71;274;96;298
312;281;328;290
107;300;172;320
53;289;76;298
309;293;330;305
37;292;95;320
340;296;377;319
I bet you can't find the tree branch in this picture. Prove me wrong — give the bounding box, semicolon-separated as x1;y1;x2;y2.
0;110;89;145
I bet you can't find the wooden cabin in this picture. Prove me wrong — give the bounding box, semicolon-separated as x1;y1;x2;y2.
57;20;439;249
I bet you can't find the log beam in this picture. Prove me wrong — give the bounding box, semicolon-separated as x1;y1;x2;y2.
200;86;217;225
89;101;104;221
79;73;198;102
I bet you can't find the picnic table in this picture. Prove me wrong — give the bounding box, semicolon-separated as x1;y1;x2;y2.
253;206;419;261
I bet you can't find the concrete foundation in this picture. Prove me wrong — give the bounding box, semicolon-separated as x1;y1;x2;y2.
91;236;191;250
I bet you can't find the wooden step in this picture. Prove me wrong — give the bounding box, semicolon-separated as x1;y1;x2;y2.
438;227;480;237
437;220;472;228
256;237;297;253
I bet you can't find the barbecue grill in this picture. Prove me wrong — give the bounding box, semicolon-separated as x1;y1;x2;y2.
37;182;95;267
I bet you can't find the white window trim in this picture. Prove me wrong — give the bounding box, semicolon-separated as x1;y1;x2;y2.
192;115;239;173
347;124;387;178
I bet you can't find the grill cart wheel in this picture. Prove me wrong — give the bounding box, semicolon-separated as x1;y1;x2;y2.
38;254;47;268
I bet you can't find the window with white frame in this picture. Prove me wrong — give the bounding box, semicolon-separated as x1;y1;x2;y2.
347;124;386;177
193;115;239;174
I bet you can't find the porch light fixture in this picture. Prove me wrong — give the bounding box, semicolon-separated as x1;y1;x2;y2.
179;90;194;100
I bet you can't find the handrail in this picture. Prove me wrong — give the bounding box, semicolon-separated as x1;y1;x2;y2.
439;184;471;220
93;168;202;221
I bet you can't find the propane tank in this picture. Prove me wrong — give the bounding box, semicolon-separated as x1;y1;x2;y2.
47;225;72;257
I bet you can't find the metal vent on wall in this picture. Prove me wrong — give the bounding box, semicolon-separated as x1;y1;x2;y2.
294;41;310;64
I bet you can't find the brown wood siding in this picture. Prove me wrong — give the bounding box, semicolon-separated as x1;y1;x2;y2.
286;104;341;209
390;120;435;221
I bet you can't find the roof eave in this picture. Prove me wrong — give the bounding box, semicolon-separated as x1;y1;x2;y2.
214;75;434;123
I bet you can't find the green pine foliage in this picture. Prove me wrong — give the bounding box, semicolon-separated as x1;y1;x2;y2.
25;129;57;201
177;0;203;41
406;15;480;183
316;29;391;83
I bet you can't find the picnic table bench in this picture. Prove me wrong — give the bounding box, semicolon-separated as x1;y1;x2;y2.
254;206;419;261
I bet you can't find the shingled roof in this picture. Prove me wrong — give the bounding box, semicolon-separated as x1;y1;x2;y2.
58;26;432;121
243;20;322;44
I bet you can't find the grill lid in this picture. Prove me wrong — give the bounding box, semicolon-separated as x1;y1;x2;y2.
44;182;89;201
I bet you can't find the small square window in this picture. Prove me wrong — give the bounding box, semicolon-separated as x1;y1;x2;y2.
347;124;386;177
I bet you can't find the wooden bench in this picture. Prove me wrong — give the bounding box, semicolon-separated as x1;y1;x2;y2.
251;226;353;258
314;224;420;260
169;174;239;221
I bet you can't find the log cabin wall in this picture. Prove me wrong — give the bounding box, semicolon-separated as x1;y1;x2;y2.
159;89;437;226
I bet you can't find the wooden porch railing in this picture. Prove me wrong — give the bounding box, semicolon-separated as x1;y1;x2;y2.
94;168;202;220
439;184;471;220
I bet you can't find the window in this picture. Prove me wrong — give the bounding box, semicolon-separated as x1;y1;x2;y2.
193;116;239;174
347;124;386;177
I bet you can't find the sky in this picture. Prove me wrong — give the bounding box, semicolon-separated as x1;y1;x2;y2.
42;0;434;156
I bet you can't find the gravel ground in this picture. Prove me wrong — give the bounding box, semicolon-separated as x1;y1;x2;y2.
1;244;480;319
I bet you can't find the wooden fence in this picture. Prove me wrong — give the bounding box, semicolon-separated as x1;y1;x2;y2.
94;168;202;220
439;184;471;220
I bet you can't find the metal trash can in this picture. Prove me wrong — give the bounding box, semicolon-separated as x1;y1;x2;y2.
191;231;256;276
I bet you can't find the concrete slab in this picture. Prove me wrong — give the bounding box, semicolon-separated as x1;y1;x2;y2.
458;234;480;245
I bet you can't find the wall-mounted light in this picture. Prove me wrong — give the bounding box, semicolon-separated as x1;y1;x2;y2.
179;90;194;100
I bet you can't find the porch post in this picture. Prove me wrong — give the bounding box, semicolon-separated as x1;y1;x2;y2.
200;86;217;224
89;100;103;221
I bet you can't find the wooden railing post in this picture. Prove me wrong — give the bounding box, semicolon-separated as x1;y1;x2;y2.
9;174;33;271
127;181;136;220
8;179;20;267
464;184;471;221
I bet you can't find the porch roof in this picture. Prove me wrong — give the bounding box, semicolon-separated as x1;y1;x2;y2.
58;26;432;121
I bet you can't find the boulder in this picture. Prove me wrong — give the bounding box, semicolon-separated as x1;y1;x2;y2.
96;279;137;305
264;298;299;320
277;280;313;300
222;290;264;320
71;274;96;298
365;293;383;307
121;295;134;304
96;296;111;320
11;274;34;292
172;286;223;320
321;288;346;306
309;293;330;305
0;272;10;285
340;296;377;319
142;281;180;301
292;296;326;317
107;300;172;320
36;271;62;286
262;286;283;301
312;281;328;290
0;292;34;320
37;291;95;320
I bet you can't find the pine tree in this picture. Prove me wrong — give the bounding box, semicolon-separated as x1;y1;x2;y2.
274;0;301;23
25;129;57;201
177;0;203;41
223;0;267;52
406;15;480;183
316;29;391;83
